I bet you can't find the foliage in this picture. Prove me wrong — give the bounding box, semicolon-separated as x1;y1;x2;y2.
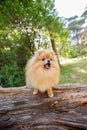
0;0;70;87
0;62;25;87
67;47;79;58
80;48;87;56
66;7;87;56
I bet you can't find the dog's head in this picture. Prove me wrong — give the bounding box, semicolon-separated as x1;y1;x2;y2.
34;49;57;70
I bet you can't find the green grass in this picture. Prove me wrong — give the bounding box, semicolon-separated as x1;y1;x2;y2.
59;57;87;84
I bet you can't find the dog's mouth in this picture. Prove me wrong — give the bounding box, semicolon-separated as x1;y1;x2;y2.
44;63;51;69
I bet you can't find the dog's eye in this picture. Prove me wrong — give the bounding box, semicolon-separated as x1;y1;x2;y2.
50;58;52;61
42;58;45;61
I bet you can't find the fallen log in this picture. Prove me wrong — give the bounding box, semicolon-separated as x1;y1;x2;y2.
0;83;87;130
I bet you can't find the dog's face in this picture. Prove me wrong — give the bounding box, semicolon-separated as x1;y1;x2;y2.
34;49;57;70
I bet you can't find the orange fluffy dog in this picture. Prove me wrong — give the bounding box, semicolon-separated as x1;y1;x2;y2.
25;49;60;98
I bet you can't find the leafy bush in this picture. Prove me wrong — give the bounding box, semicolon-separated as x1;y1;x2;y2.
68;47;87;58
68;47;79;58
80;49;87;56
0;62;25;87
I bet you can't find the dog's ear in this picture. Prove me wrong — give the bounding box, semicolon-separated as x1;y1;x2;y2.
50;50;55;55
50;50;58;59
35;49;44;56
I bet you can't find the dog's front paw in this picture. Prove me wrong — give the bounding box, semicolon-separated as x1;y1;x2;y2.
48;93;54;98
47;88;53;98
33;88;38;95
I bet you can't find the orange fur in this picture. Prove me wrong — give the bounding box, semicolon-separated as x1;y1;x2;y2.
25;49;60;98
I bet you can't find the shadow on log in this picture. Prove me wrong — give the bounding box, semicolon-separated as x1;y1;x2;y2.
0;83;87;130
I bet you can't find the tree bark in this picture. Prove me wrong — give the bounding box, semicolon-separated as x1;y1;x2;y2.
0;83;87;130
50;33;61;66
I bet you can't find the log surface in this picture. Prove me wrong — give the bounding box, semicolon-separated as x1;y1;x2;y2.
0;84;87;130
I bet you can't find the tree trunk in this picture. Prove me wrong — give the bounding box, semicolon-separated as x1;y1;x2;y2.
0;83;87;130
50;33;61;66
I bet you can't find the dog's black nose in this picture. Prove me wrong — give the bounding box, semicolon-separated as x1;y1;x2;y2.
47;60;50;63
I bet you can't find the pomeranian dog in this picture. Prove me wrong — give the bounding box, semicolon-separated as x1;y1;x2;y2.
25;49;60;98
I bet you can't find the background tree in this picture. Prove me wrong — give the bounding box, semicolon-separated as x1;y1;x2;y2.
0;0;69;87
66;7;87;57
